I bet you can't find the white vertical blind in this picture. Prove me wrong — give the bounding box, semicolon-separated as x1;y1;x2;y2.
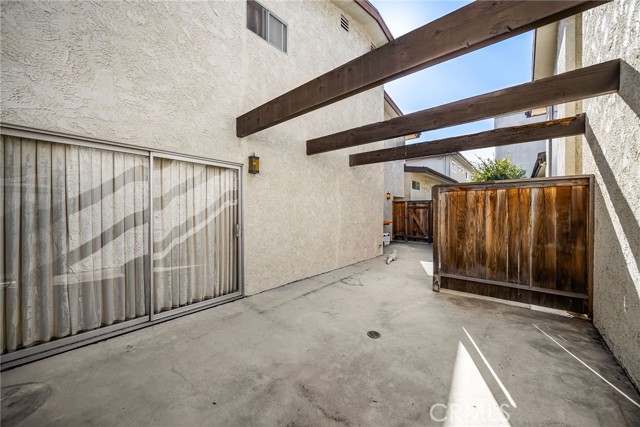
153;158;238;314
1;136;149;354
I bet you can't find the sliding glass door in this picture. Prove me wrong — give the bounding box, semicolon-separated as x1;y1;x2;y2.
1;133;242;360
152;156;239;316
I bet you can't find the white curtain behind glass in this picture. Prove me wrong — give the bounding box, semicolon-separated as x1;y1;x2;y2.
153;158;238;314
1;136;149;354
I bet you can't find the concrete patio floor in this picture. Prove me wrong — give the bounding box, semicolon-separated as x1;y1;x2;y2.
2;243;639;426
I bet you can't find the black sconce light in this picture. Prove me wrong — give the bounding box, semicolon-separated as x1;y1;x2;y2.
249;154;260;174
386;192;391;200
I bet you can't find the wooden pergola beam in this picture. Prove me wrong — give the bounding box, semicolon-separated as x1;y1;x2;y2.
349;114;586;167
237;0;610;138
309;60;619;155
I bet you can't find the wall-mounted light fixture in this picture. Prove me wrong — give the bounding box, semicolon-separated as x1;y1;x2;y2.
386;192;391;200
249;154;260;174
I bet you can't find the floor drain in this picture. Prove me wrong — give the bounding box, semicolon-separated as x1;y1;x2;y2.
367;331;381;339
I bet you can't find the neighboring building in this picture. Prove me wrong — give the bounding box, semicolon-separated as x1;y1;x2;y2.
403;165;457;200
378;152;474;203
494;111;548;177
406;152;474;184
533;2;640;387
0;1;397;361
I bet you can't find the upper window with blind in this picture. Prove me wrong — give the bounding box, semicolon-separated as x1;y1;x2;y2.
246;0;287;53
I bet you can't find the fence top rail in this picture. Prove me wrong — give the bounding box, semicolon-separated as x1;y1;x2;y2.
392;200;433;204
434;175;593;193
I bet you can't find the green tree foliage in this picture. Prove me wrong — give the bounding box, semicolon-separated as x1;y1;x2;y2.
471;157;526;182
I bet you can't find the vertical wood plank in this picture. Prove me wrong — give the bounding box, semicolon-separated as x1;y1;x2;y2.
518;188;531;287
432;189;440;291
446;192;458;275
465;191;476;277
531;186;557;307
555;186;573;293
404;201;409;241
427;201;434;243
494;189;508;282
475;190;487;279
507;188;520;283
570;185;588;294
392;202;400;239
485;190;497;281
439;193;448;274
455;190;467;275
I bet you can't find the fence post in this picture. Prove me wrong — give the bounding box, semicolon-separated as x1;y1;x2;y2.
432;187;440;292
404;201;409;242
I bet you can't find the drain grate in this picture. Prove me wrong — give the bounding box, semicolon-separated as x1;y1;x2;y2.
367;331;381;339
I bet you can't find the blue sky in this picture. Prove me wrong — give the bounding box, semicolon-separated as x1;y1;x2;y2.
370;0;535;161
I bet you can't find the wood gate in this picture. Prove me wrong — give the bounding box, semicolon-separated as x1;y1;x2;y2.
392;200;433;243
433;176;593;314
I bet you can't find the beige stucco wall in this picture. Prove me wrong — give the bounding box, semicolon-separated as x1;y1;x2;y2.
552;15;583;176
553;2;640;387
382;103;405;222
382;139;404;221
580;1;640;388
0;0;386;295
403;173;442;201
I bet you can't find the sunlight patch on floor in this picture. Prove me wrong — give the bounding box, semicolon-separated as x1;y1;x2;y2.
420;261;433;276
443;341;511;427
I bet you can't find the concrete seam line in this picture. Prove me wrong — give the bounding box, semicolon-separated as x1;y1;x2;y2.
462;326;517;408
533;324;640;409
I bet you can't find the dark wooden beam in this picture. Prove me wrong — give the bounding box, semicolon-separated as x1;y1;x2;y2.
310;60;619;155
237;1;610;137
349;114;586;166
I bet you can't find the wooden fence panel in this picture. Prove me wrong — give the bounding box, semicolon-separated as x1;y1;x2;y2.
392;202;406;238
434;176;592;314
392;201;433;243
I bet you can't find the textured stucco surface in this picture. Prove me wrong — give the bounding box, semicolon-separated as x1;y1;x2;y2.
404;173;442;201
553;15;583;177
382;135;405;222
552;2;640;387
580;1;640;388
0;0;386;296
